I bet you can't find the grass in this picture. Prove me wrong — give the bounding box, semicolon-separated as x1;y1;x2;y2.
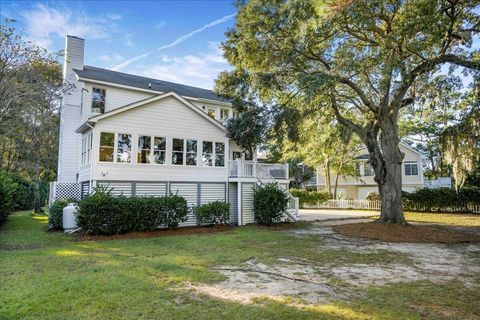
1;210;479;319
403;212;480;227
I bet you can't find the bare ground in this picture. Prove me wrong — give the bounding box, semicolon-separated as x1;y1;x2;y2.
184;220;480;305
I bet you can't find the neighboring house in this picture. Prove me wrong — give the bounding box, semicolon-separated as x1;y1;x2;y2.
424;177;452;189
316;143;425;199
52;35;297;225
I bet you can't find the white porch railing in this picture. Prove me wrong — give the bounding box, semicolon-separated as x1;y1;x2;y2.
228;160;289;180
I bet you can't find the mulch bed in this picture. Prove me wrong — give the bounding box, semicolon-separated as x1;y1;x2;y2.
333;222;480;244
75;225;233;241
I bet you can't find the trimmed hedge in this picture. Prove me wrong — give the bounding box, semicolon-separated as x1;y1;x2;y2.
194;201;230;226
76;189;189;235
289;188;329;208
0;173;16;226
0;172;48;211
403;187;480;213
254;183;289;225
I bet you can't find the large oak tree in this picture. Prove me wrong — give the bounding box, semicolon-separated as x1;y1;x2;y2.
221;0;480;224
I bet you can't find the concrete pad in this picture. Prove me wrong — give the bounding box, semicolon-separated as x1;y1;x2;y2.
299;208;378;221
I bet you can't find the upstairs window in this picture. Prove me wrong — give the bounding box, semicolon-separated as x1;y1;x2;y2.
138;136;151;164
220;109;229;121
405;161;418;176
354;162;361;176
154;137;166;164
186;139;197;166
364;163;373;176
172;138;184;165
117;134;131;163
92;88;106;114
99;132;114;162
207;108;216;119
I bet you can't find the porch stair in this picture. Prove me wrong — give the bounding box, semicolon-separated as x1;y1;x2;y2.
254;163;299;222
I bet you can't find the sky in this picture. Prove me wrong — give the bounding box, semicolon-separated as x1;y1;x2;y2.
0;0;237;89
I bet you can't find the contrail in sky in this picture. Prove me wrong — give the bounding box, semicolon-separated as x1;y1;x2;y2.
112;13;235;71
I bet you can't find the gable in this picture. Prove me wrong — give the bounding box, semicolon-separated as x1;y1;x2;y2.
93;95;227;139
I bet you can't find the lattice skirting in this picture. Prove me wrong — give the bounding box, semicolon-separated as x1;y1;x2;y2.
49;182;81;206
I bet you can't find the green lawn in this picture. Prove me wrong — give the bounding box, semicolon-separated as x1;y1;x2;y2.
404;212;480;227
1;210;479;320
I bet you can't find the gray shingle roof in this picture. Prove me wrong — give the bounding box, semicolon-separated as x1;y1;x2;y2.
73;65;230;103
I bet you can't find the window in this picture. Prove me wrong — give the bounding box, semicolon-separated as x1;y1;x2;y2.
364;162;373;176
81;133;92;165
202;141;213;166
232;151;242;160
233;110;240;118
244;149;253;161
138;136;151;164
117;133;131;163
220;108;229;121
215;142;225;167
405;161;418;176
186;139;197;166
92;88;106;114
355;162;361;176
99;132;114;162
172;138;184;165
207;108;216;119
154;137;166;164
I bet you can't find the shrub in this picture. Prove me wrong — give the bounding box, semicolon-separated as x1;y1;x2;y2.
254;183;289;225
289;189;329;207
48;199;76;230
161;194;189;228
76;187;189;235
366;192;381;201
3;173;48;210
402;187;480;213
0;173;16;226
194;201;230;226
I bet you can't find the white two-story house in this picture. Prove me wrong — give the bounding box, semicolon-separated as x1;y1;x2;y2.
316;143;425;199
52;35;297;225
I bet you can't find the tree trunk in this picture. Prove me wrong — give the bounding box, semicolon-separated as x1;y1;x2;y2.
363;117;406;225
376;124;406;224
33;162;43;214
324;158;332;198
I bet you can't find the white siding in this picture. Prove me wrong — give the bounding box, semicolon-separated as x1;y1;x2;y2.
91;95;229;182
135;182;167;197
241;183;255;224
98;182;133;197
170;183;199;227
228;183;238;225
200;183;226;204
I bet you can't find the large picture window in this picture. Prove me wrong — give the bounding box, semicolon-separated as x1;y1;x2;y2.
172;138;184;165
138;136;151;164
405;161;418;176
92;88;106;114
186;139;197;166
117;133;132;163
99;132;114;162
154;137;166;164
215;142;225;167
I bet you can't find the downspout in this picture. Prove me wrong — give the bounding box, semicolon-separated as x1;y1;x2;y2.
86;122;95;195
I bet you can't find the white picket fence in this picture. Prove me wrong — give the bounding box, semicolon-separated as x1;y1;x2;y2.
305;199;381;210
305;199;480;213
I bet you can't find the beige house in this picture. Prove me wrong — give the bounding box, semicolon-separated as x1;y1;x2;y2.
316;143;424;199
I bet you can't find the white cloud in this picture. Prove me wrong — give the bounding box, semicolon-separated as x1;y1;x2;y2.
128;44;230;89
97;53;124;64
123;33;134;48
20;4;118;49
112;13;235;71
